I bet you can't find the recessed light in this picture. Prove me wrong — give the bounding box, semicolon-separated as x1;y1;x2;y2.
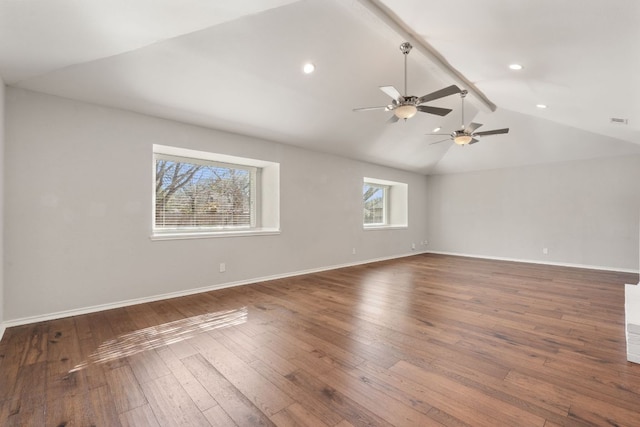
509;64;523;70
433;127;441;132
303;63;315;74
536;104;547;109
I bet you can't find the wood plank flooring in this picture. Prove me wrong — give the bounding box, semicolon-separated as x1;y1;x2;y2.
1;254;639;426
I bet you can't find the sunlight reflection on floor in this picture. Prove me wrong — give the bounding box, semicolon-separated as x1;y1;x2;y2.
69;306;248;373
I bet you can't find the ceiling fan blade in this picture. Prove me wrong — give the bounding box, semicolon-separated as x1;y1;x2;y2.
465;122;483;133
429;138;452;146
474;128;509;137
417;105;452;117
425;133;451;136
468;138;479;145
387;114;400;123
380;86;403;102
353;106;389;112
417;84;462;104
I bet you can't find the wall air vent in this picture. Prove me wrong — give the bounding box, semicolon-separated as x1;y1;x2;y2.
610;117;628;124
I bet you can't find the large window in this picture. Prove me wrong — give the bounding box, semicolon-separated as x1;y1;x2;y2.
155;155;255;229
153;145;280;238
363;177;408;229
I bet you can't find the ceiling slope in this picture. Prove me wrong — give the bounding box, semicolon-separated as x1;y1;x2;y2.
1;0;638;174
430;108;640;175
379;0;640;146
0;0;300;84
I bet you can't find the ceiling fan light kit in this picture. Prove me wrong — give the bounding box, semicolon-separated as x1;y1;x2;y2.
394;104;417;119
353;42;461;122
454;135;473;145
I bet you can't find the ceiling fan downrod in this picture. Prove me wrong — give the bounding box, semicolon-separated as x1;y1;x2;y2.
460;89;468;129
400;42;412;97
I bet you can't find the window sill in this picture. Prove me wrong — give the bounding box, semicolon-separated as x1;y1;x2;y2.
151;228;281;241
363;225;408;231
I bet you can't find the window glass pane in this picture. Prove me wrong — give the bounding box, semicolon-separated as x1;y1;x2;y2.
363;183;386;225
155;158;253;229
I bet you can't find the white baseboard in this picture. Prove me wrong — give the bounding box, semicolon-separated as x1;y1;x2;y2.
0;250;428;334
425;250;640;274
1;249;634;340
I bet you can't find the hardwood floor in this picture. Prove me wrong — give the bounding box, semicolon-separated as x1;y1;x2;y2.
1;254;639;426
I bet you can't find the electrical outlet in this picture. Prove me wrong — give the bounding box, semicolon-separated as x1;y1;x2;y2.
352;248;356;255
411;243;416;250
219;262;226;272
542;248;548;255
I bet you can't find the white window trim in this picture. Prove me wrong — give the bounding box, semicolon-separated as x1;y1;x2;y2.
152;144;280;240
363;177;408;230
150;228;281;241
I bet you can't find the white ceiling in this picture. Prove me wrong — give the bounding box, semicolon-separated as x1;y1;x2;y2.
2;0;639;174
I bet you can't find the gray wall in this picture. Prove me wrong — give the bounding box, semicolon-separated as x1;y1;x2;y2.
426;156;640;272
4;88;428;322
0;78;4;330
4;86;639;325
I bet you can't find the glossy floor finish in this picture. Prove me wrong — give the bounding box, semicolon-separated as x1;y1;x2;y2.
1;254;639;426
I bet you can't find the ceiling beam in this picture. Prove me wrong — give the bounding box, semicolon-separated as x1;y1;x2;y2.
355;0;496;113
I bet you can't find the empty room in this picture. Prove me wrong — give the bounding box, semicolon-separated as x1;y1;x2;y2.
1;1;640;426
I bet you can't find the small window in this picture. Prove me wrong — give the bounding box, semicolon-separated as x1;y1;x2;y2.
363;183;388;225
363;177;408;229
153;145;280;239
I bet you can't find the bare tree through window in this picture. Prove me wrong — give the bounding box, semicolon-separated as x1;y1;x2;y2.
155;159;252;229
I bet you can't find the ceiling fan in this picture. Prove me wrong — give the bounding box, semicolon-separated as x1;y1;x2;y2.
353;42;462;123
428;90;509;145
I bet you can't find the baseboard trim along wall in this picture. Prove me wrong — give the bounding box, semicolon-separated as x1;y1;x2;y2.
0;250;428;338
2;249;637;342
426;250;640;275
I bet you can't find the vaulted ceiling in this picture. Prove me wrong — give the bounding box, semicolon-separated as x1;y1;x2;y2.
2;0;639;174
